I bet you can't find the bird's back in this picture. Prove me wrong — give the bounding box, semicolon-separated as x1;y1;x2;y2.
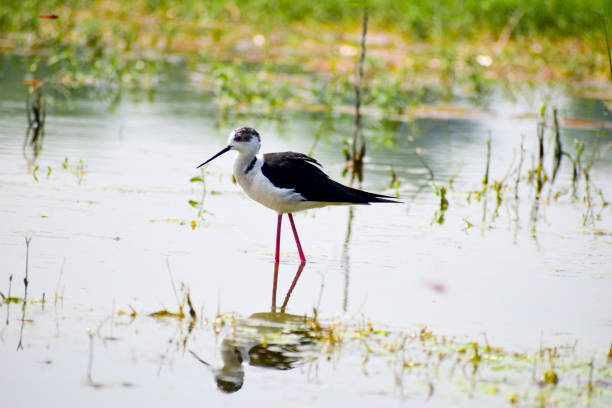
261;152;398;205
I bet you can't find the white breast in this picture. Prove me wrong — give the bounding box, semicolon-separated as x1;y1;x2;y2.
233;154;322;214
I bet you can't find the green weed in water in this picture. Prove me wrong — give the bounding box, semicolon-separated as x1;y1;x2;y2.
541;369;559;386
461;216;473;233
599;11;612;83
75;159;86;184
23;83;46;163
436;105;609;235
189;167;208;227
388;165;401;198
432;183;449;225
5;267;611;406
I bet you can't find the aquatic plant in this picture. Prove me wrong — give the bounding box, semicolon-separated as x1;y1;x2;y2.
75;159;86;184
388;165;401;197
431;104;610;237
598;11;612;84
23;80;46;163
189;167;208;226
345;8;369;185
178;311;612;405
432;183;449;225
16;237;32;351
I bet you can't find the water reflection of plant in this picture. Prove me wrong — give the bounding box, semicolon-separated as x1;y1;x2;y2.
4;0;610;127
343;8;368;185
7;4;610;238
524;107;609;230
5;244;610;405
1;237;36;350
20;13;164;163
182;309;611;405
418;105;609;237
23;80;46;163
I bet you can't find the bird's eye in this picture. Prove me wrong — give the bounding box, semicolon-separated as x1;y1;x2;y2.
234;135;243;141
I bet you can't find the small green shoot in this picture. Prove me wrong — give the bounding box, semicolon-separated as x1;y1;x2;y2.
189;168;208;226
17;237;32;351
461;216;473;233
388;165;401;197
75;159;86;184
432;183;449;225
492;180;503;217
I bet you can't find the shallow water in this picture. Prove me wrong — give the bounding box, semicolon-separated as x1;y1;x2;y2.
1;56;612;406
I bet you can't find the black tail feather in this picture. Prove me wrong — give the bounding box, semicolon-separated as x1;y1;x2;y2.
338;183;401;204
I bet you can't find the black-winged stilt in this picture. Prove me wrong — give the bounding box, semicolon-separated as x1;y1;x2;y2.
197;127;399;264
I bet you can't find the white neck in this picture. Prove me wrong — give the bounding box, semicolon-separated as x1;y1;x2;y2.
233;151;259;176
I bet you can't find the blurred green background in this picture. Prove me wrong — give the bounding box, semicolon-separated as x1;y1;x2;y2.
2;0;611;39
1;0;611;113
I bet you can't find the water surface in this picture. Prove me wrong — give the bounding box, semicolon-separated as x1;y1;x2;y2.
1;56;612;406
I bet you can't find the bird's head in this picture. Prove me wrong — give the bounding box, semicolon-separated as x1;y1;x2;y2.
197;127;261;168
227;127;261;155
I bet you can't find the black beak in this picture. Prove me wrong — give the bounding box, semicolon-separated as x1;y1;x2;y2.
197;145;232;168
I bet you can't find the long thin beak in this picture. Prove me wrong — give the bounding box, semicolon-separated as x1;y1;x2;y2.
196;145;232;168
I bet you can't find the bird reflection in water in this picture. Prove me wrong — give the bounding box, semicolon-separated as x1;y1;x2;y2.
191;262;319;393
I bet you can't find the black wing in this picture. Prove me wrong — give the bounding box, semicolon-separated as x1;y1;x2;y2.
261;152;398;204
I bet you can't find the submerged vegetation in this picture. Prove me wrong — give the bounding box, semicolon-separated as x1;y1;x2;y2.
183;311;612;405
2;240;611;404
5;269;612;404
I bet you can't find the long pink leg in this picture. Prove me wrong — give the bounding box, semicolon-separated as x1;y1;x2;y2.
275;214;282;263
271;262;279;312
281;262;305;312
287;213;306;264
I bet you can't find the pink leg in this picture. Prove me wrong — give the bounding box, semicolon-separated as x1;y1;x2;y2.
287;213;306;264
275;214;282;263
271;262;279;312
281;262;305;312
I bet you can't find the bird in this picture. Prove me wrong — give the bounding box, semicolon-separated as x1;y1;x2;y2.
197;127;399;264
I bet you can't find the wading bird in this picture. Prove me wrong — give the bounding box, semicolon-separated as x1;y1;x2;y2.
197;127;398;264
